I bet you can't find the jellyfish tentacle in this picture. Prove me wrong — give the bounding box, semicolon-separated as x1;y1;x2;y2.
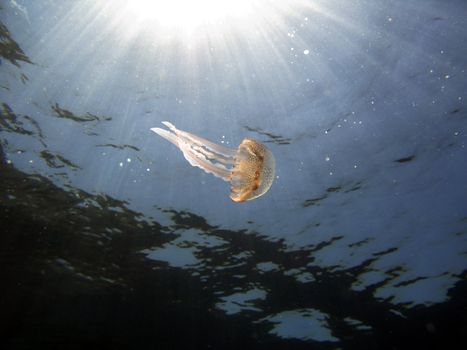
178;142;231;181
151;122;232;181
190;144;231;166
161;121;236;161
150;127;180;148
152;126;228;165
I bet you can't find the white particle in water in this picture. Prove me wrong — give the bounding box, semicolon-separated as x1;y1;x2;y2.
445;75;450;79
119;162;123;167
325;156;330;162
126;158;131;163
304;49;310;55
146;168;150;172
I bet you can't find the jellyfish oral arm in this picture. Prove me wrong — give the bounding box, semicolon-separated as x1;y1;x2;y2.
160;121;236;160
178;142;231;181
150;127;180;148
151;122;233;181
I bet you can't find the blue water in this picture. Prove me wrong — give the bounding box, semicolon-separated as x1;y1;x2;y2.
1;0;466;348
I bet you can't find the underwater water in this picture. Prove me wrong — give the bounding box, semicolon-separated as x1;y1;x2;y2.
1;0;466;349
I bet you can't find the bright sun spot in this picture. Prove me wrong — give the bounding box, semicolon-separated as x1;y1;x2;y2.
103;0;314;45
125;0;254;31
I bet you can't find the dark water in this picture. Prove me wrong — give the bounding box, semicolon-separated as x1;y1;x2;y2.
1;145;466;349
1;1;467;349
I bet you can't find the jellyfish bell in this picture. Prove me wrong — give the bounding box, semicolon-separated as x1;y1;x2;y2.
151;121;275;202
229;138;275;202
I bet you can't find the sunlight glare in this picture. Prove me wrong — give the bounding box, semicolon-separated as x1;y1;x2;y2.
125;0;254;31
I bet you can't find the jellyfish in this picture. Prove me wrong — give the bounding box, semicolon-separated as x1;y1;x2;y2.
151;121;275;202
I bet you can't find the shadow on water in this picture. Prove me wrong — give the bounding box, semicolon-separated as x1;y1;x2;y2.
0;21;32;68
1;141;466;349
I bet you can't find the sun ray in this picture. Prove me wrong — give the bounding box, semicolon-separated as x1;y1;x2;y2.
123;0;255;33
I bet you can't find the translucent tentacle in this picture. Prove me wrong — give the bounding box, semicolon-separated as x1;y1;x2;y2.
151;122;234;181
161;121;236;163
178;143;231;181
